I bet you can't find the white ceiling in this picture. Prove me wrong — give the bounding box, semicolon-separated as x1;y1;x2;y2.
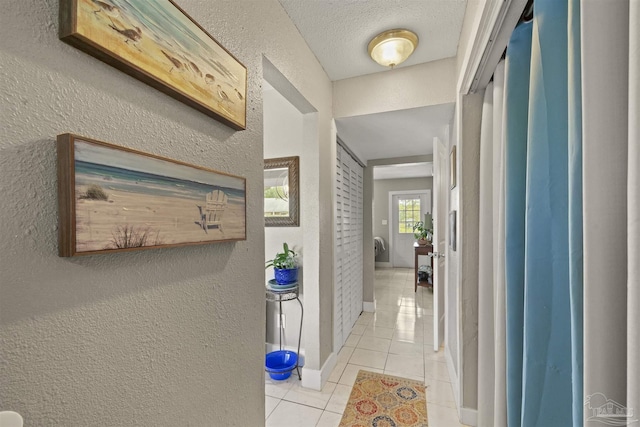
278;0;468;81
276;0;467;179
374;162;433;180
335;103;454;162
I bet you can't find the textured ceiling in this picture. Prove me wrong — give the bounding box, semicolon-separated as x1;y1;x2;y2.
278;0;468;81
335;103;454;163
276;0;466;179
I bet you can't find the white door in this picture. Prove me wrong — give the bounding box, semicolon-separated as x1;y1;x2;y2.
391;192;430;268
432;137;447;351
334;142;364;349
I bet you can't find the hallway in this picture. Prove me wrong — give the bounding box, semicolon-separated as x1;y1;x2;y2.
265;268;467;426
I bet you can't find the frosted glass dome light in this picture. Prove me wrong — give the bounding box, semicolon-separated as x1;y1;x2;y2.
368;29;419;68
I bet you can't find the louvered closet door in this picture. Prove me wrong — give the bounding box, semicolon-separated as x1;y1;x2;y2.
334;143;363;349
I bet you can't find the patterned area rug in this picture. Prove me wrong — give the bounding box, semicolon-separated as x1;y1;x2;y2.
339;370;428;427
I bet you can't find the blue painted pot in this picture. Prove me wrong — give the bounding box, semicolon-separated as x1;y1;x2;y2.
274;268;298;285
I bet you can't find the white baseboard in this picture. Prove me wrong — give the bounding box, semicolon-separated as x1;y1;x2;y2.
363;301;376;312
444;347;460;410
443;347;477;426
301;351;337;391
375;262;392;268
460;407;478;426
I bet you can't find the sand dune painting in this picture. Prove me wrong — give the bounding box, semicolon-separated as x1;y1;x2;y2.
60;0;247;130
57;134;246;257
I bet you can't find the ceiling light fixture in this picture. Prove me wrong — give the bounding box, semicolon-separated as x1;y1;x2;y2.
368;29;419;68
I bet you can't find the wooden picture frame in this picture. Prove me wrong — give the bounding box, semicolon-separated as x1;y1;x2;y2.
57;133;246;257
450;145;457;189
59;0;247;130
264;156;299;227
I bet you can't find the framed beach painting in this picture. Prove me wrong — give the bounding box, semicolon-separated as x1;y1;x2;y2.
59;0;247;130
57;133;246;257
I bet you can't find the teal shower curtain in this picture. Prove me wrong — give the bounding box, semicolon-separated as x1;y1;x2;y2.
482;0;637;425
503;20;532;427
566;0;583;423
520;0;573;423
503;0;582;425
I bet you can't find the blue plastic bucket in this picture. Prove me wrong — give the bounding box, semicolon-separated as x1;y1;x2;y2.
265;350;297;380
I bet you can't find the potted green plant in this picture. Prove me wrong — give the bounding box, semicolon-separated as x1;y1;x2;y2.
266;242;299;285
413;221;433;246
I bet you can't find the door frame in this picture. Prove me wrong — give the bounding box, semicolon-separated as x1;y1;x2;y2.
388;189;431;268
432;136;448;352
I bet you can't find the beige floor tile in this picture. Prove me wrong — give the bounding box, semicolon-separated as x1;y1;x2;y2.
350;324;366;335
424;378;456;408
427;402;464;427
383;370;425;383
362;325;395;339
385;353;425;378
356;335;392;353
355;316;370;327
265;396;280;419
328;361;347;383
266;400;323;427
371;311;398;328
424;346;446;362
344;333;361;347
393;329;425;343
349;348;388;369
325;383;352;414
424;360;451;382
389;340;425;356
265;374;296;399
396;319;424;332
316;410;343;427
337;345;355;363
283;380;337;409
338;363;383;386
398;305;427;316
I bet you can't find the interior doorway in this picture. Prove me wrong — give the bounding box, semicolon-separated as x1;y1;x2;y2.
389;190;431;268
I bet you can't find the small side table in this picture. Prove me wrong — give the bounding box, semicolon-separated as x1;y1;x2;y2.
266;283;303;380
414;242;433;292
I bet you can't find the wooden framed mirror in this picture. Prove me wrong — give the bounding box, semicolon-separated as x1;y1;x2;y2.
264;156;299;227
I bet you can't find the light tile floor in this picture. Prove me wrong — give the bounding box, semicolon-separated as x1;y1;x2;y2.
265;268;469;427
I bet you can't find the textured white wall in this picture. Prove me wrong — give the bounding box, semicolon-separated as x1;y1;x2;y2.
447;90;483;415
0;0;332;425
458;92;482;410
441;0;487;418
333;58;457;119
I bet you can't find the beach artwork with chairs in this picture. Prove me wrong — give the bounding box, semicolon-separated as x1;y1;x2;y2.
60;0;247;129
57;134;246;256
